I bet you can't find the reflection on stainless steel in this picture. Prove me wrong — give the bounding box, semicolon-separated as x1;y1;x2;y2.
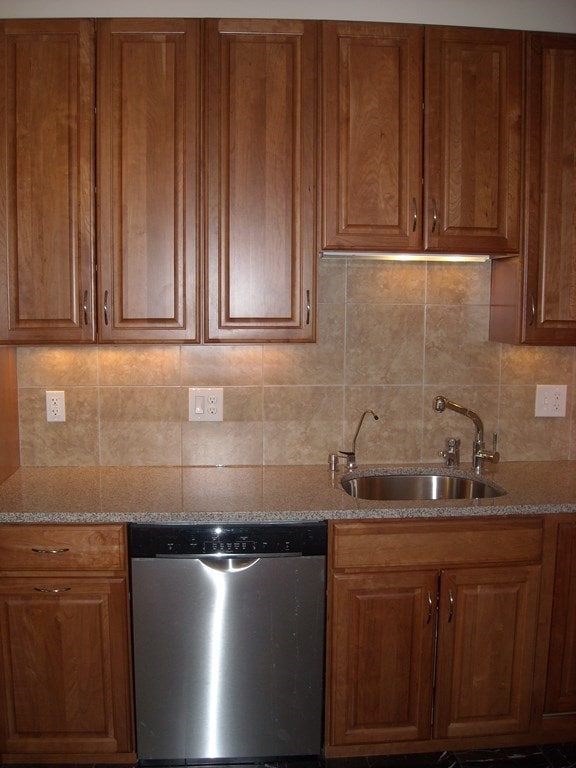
341;472;505;501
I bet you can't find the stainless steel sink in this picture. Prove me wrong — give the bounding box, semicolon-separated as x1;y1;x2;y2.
341;472;506;501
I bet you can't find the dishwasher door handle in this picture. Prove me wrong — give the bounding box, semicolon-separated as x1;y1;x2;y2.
200;557;261;572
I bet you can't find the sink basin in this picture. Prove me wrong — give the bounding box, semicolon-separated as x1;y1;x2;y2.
341;472;505;501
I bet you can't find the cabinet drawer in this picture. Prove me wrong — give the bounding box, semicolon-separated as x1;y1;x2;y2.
331;518;543;570
0;524;126;571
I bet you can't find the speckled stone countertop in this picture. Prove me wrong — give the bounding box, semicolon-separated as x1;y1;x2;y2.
0;461;575;523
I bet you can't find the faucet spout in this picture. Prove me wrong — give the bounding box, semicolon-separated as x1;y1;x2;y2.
340;409;380;470
433;395;499;474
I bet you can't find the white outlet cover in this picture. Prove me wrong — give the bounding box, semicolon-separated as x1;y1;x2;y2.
188;387;224;422
46;390;66;422
534;384;567;417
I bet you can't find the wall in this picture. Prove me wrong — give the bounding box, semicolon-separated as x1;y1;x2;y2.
0;0;575;32
17;261;576;467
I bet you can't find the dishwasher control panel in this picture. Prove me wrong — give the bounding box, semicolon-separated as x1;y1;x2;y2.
129;522;327;557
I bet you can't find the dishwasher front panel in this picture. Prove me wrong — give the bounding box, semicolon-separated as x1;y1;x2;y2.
131;554;326;763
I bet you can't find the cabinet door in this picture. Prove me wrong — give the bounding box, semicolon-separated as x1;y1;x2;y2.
527;33;575;345
434;565;541;739
321;21;423;251
425;27;522;253
0;577;133;756
0;20;95;343
204;19;317;342
545;522;576;713
327;570;437;745
97;19;200;342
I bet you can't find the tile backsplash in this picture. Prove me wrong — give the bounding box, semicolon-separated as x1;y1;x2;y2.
16;260;576;467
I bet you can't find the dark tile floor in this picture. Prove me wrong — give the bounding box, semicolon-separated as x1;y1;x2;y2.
3;744;575;768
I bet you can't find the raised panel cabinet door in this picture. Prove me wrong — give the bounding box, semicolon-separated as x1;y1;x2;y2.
0;577;133;757
321;22;423;251
425;27;522;253
327;570;437;746
545;522;576;713
524;33;576;344
0;20;95;343
97;19;200;342
205;19;317;342
434;565;541;740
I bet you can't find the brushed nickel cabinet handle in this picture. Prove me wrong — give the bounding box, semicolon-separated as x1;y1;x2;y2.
31;547;70;555
426;591;433;624
432;199;438;233
104;290;109;326
448;589;455;622
412;197;418;232
34;587;72;593
306;289;311;326
529;293;536;326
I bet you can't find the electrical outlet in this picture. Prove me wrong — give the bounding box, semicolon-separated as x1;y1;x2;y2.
46;390;66;422
188;387;224;422
534;384;567;417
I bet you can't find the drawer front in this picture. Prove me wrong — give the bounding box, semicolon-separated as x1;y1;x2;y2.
331;517;543;570
0;524;126;571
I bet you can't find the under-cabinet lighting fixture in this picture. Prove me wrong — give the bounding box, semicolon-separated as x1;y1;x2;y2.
320;251;490;263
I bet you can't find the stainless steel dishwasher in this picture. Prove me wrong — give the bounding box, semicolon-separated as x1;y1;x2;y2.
129;522;327;766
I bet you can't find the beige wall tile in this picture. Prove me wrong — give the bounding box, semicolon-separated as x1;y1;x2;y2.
17;347;98;387
344;386;423;465
263;303;345;385
181;345;263;386
18;387;100;466
346;305;425;385
500;345;574;385
263;386;343;464
98;345;180;386
318;258;346;304
347;262;426;304
426;262;491;305
425;306;501;385
99;387;182;465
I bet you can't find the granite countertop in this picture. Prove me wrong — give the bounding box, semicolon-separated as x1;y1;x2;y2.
0;461;575;523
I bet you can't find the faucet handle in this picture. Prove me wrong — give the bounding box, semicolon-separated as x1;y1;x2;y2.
475;433;500;467
439;437;460;467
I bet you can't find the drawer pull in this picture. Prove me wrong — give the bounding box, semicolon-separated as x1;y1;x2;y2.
31;547;70;555
34;587;71;593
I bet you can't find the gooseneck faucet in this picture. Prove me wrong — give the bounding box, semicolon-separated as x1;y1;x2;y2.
339;409;380;470
433;395;499;474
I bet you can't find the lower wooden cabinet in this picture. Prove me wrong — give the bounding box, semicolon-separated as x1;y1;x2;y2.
326;518;544;755
544;520;576;715
0;525;135;764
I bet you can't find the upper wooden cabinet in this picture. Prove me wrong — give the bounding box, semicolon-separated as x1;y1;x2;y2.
490;32;576;345
97;19;201;342
321;22;423;251
204;19;317;342
321;23;522;255
0;20;95;343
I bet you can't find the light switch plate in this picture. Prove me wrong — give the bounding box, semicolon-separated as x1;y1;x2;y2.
534;385;567;417
188;387;224;422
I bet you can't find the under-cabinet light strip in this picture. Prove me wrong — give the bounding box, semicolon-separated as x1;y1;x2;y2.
320;251;491;263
